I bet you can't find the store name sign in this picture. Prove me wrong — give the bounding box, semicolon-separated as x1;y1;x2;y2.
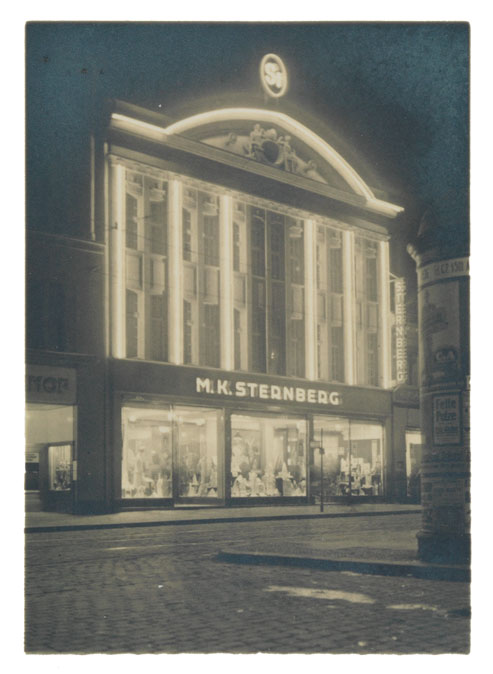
196;377;342;406
26;365;76;404
394;277;408;384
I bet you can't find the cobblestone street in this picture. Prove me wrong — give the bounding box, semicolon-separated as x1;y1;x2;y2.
25;514;469;654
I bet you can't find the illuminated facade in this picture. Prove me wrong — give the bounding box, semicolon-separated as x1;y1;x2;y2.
26;71;420;513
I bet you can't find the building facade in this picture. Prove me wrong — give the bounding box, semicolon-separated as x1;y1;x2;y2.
26;58;421;513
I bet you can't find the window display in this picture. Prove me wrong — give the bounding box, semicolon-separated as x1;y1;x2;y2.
48;444;72;491
231;414;307;497
313;417;383;499
121;406;173;498
176;406;222;498
405;430;423;501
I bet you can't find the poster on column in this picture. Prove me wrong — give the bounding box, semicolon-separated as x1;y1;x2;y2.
433;394;461;445
419;280;461;386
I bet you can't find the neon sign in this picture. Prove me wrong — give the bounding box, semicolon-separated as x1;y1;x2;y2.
260;54;288;98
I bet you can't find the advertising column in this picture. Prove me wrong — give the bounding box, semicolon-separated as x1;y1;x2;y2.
415;256;470;562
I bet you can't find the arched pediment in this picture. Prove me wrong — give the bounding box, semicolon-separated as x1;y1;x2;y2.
163;108;375;199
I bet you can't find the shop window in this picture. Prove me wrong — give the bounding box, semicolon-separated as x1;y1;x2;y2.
25;404;75;495
313;417;383;500
231;414;307;497
48;444;72;491
121;406;173;499
405;430;423;502
176;406;223;498
349;422;383;496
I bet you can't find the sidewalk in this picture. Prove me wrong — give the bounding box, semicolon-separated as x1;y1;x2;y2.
25;502;419;532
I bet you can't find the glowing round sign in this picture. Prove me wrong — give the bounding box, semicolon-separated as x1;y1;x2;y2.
260;54;288;98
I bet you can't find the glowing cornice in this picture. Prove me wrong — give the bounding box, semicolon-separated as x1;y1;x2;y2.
111;109;403;218
111;113;170;139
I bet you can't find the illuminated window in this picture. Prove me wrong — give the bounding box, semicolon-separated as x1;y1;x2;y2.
123;170;169;362
313;417;383;500
355;236;380;386
232;203;248;370
242;205;305;376
231;414;307;498
316;226;344;382
121;404;224;500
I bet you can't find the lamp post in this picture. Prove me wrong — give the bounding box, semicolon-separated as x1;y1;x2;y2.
408;209;470;564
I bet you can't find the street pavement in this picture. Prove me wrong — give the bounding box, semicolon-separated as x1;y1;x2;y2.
25;513;470;654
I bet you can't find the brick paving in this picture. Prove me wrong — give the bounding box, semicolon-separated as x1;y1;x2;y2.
25;515;470;654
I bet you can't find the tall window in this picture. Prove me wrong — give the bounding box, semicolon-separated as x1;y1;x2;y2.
233;202;248;370
124;170;168;362
181;188;221;367
316;226;344;381
355;237;380;386
242;205;305;376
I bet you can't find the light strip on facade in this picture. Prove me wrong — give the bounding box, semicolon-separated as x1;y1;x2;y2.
110;163;126;358
378;240;392;389
220;195;234;371
343;230;355;385
162;108;403;217
111;113;169;141
168;180;183;364
304;219;317;380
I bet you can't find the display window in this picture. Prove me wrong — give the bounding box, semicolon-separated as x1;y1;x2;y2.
121;404;223;500
313;416;384;499
405;430;423;501
176;406;222;498
25;403;76;494
121;406;173;498
48;444;72;491
230;414;307;497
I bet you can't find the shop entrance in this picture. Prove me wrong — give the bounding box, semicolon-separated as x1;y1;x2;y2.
25;403;76;512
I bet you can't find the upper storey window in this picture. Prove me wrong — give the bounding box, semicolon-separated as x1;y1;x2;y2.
124;170;169;362
355;237;380;386
316;226;344;382
182;189;221;368
233;202;305;377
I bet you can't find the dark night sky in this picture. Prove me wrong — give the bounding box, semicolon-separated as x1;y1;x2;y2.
26;22;470;292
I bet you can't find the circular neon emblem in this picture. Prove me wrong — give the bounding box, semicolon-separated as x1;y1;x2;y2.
260;54;288;98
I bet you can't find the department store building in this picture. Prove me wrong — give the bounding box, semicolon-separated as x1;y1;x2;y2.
26;55;421;513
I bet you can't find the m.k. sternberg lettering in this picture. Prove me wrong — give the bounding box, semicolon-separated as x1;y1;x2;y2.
196;377;342;405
